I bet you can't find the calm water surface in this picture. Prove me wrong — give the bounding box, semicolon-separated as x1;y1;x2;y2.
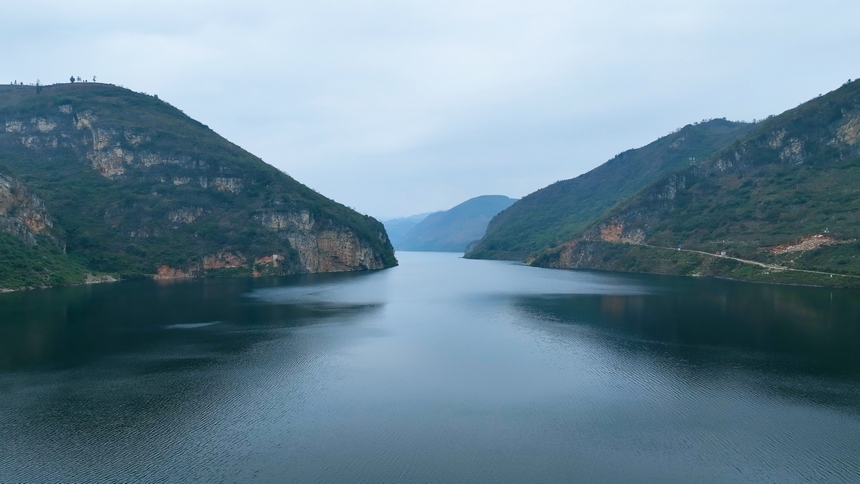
1;252;859;482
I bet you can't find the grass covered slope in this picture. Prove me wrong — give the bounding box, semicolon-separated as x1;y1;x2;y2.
0;83;395;284
0;231;91;289
399;195;517;252
466;119;755;260
538;79;860;285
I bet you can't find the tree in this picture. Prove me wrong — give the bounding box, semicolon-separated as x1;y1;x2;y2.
93;76;97;82
70;76;75;83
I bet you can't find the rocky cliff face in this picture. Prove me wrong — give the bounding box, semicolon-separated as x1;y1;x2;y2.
0;173;54;246
0;83;396;283
256;210;387;271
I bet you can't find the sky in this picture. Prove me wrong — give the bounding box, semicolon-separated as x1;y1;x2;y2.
3;1;859;219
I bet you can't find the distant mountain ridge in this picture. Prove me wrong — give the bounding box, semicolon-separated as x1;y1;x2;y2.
382;212;436;248
0;83;396;290
398;195;516;252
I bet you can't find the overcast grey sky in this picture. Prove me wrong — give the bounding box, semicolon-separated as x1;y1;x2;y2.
3;1;859;218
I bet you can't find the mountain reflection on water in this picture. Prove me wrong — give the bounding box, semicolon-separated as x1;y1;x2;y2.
514;288;860;412
0;271;382;371
1;253;859;482
514;281;860;372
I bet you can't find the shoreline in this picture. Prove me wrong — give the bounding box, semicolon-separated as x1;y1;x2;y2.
0;274;119;294
0;265;395;293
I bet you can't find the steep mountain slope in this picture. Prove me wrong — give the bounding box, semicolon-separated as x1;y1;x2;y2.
537;79;860;285
382;212;435;248
0;83;395;288
399;195;516;252
466;119;756;260
0;172;91;289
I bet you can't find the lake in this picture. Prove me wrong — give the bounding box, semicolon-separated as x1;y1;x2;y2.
1;252;859;482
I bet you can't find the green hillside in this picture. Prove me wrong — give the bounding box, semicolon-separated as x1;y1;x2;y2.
466;119;755;260
0;231;91;289
535;79;860;285
400;195;517;252
0;83;395;289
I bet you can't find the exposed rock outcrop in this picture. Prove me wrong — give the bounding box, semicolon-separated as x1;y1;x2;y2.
203;251;246;270
168;207;203;224
0;173;54;246
768;234;840;255
287;228;385;272
837;116;860;146
155;265;194;280
256;210;387;272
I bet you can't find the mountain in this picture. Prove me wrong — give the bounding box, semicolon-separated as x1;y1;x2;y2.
382;212;435;248
466;119;756;260
0;83;396;290
399;195;517;252
534;79;860;286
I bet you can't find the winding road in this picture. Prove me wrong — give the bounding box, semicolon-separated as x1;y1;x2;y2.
638;243;860;279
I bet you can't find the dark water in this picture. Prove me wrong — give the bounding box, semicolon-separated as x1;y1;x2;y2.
1;252;859;482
